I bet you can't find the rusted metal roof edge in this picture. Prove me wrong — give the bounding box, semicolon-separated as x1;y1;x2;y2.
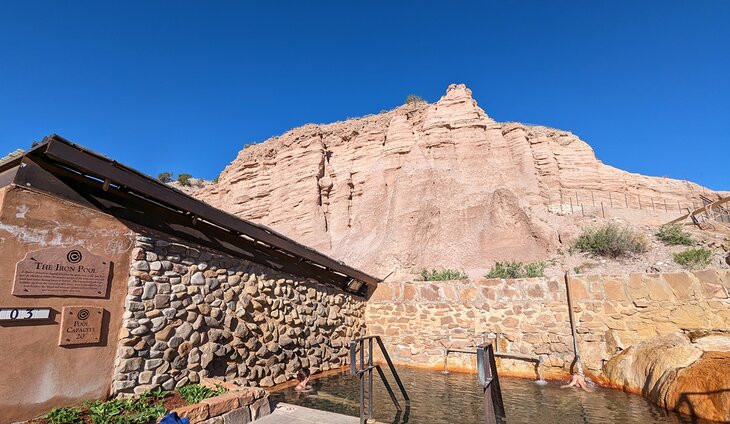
33;134;380;288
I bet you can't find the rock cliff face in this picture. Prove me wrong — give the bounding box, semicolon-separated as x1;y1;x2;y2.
199;84;721;278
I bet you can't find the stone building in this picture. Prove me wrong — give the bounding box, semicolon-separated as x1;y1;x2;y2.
0;134;378;423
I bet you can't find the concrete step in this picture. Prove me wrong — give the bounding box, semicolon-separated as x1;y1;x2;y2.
252;402;360;424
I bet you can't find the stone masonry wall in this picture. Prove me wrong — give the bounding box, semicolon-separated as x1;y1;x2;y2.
112;232;366;396
366;270;730;379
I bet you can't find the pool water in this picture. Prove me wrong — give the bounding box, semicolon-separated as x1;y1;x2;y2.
270;367;711;423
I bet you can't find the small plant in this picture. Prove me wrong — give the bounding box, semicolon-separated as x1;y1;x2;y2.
523;261;546;278
177;173;193;187
84;389;169;424
86;399;125;424
573;261;598;275
419;268;468;281
404;94;425;104
156;172;173;183
44;407;82;424
656;224;694;246
673;248;713;270
572;223;648;258
485;261;545;278
178;384;226;405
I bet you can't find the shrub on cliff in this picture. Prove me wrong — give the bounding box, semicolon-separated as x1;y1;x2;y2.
485;260;545;279
419;268;468;281
656;224;694;246
405;94;425;104
177;173;192;186
157;172;173;183
572;223;648;258
673;248;713;269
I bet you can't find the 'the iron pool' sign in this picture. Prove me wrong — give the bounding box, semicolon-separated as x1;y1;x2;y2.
12;246;111;298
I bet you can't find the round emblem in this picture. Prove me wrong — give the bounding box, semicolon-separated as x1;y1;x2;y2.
77;309;90;320
67;250;83;263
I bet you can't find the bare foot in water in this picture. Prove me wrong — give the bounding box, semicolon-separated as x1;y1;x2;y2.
561;374;593;392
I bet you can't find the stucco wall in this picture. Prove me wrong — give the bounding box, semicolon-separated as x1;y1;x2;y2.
111;231;367;396
0;187;135;422
366;271;730;379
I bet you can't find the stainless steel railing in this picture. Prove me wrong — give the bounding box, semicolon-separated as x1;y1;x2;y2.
349;335;410;424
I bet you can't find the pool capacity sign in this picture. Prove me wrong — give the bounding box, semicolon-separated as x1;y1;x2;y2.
59;306;103;346
12;246;111;297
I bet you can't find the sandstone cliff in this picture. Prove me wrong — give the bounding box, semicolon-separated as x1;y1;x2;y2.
199;84;723;279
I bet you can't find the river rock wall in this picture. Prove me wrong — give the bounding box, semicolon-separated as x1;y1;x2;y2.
366;270;730;378
112;232;367;397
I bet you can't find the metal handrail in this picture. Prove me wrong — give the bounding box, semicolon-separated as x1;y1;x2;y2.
477;343;506;424
350;335;410;424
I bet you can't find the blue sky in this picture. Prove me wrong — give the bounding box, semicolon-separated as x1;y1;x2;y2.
1;1;728;190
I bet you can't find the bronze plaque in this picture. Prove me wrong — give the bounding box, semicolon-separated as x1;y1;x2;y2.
12;246;111;297
59;306;104;346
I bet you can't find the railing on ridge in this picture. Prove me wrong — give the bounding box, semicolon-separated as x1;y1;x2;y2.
349;335;410;424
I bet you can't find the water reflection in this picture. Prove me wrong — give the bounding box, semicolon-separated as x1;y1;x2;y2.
270;368;712;423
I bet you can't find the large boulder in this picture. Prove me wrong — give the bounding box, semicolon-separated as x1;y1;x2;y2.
603;331;730;422
665;348;730;422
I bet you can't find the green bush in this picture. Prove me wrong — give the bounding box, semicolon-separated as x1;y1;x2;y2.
673;248;713;269
44;407;82;424
83;386;169;424
177;173;192;187
178;384;226;405
485;261;545;279
40;387;177;424
656;224;694;245
156;172;173;183
572;223;648;258
419;268;468;281
405;94;425;104
85;399;125;424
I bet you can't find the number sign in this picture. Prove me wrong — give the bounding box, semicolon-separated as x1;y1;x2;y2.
0;308;51;320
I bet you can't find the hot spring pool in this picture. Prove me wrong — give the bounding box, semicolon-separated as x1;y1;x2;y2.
270;367;711;423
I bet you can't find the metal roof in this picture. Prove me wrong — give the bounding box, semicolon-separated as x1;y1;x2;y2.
1;134;378;296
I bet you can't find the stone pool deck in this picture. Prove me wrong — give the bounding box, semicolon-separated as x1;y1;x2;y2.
254;402;360;423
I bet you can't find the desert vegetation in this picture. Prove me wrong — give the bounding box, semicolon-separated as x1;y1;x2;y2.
176;173;193;187
673;248;713;269
572;222;648;258
404;94;425;104
656;224;694;246
156;172;173;183
419;268;468;281
485;260;545;278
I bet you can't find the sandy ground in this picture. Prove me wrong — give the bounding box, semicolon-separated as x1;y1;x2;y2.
544;220;729;277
